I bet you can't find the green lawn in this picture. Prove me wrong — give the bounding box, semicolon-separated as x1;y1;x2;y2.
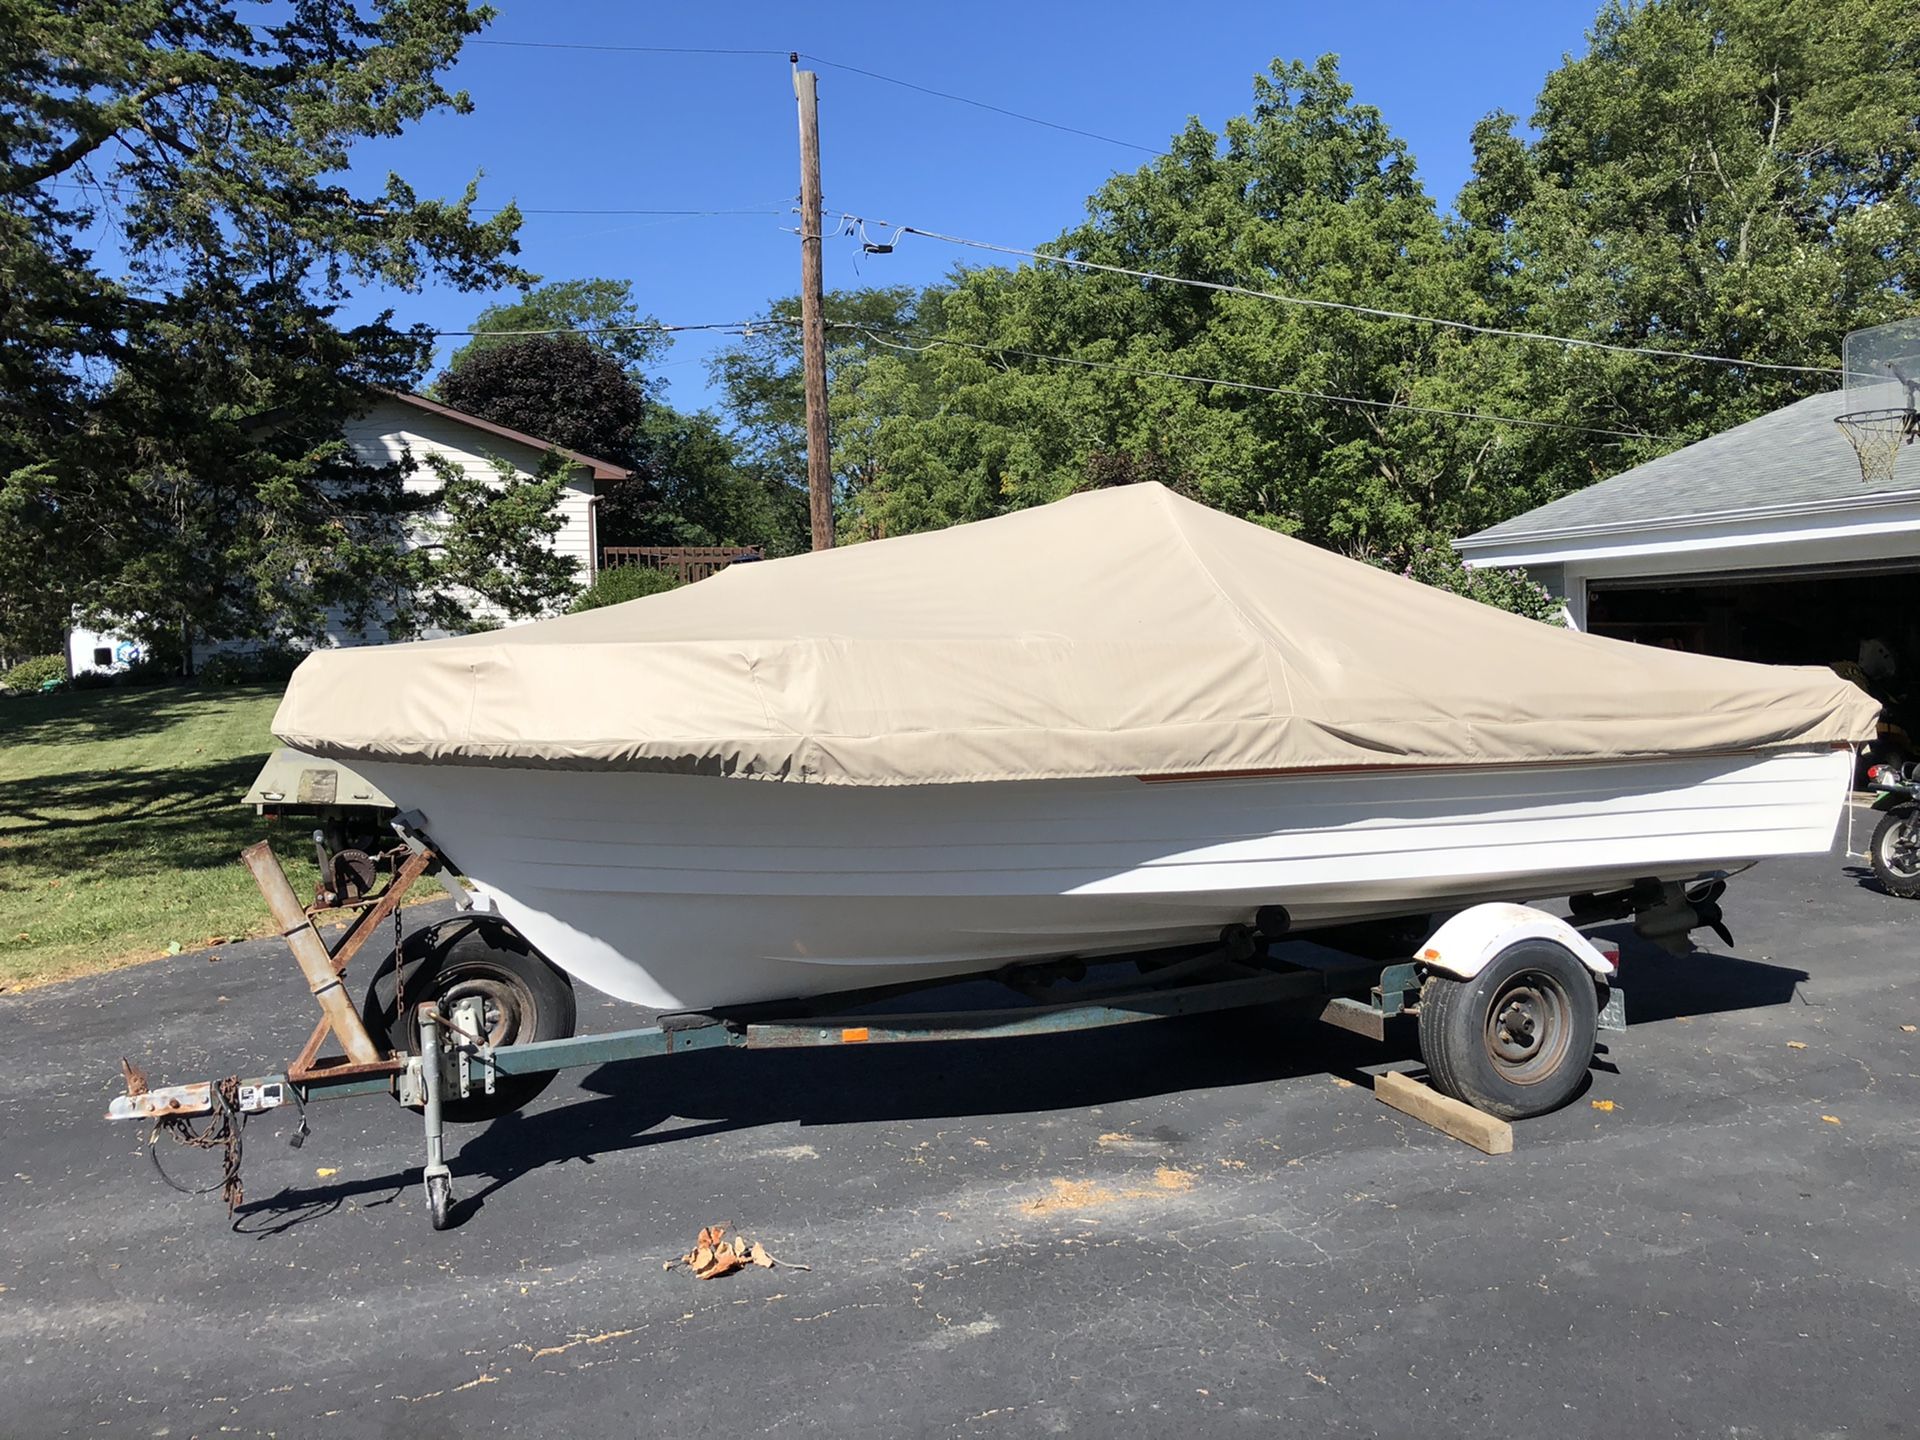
0;683;371;989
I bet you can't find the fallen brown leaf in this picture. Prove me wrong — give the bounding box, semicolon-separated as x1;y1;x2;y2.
695;1247;744;1280
668;1225;810;1278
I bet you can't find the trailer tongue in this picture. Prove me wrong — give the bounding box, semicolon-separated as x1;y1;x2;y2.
108;837;1631;1232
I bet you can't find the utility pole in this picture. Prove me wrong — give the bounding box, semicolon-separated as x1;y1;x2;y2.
792;54;834;551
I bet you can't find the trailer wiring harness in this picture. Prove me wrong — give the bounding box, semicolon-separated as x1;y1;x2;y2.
130;1064;249;1216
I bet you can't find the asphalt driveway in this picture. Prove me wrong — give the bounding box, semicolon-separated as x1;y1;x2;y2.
1;829;1915;1438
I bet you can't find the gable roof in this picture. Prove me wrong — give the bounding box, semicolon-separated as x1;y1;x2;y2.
1458;388;1920;550
378;389;633;481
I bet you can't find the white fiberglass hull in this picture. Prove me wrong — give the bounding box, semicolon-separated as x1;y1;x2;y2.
354;749;1852;1011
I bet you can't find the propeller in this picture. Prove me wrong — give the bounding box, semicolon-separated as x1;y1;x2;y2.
1687;879;1734;948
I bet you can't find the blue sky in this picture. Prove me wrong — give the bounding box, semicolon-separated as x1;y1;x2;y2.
177;1;1611;411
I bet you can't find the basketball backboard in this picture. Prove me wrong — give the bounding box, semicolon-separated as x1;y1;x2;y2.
1837;319;1920;483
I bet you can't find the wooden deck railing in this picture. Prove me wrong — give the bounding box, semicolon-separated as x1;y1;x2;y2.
600;545;765;583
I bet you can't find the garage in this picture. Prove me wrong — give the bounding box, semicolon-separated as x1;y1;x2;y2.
1456;387;1920;760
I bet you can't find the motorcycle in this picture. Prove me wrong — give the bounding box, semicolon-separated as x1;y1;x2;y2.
1865;761;1920;899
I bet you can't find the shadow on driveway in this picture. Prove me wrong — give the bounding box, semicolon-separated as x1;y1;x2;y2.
233;923;1811;1235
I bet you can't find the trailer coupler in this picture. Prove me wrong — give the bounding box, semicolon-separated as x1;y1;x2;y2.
108;1078;293;1122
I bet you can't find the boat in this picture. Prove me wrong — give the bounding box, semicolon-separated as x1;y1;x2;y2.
274;483;1877;1012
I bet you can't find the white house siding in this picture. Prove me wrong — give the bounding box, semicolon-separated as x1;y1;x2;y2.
181;398;601;668
338;396;599;638
554;477;597;580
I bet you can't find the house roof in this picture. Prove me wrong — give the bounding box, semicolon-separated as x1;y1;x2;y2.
1458;388;1920;550
378;389;634;481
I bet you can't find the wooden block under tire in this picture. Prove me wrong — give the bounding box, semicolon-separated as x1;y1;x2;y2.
1374;1071;1514;1155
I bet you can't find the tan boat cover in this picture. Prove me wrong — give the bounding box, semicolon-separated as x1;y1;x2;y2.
273;482;1878;784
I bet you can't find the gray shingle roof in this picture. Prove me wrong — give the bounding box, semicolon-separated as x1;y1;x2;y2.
1458;388;1920;547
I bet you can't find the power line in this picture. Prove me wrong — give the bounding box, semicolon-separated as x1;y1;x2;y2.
41;182;786;219
497;206;786;217
797;55;1164;156
429;318;798;339
467;39;789;56
503;207;787;218
832;323;1666;442
848;216;1841;379
463;36;1165;155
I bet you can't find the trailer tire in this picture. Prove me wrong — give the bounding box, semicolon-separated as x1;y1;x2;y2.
362;915;577;1123
1418;939;1597;1120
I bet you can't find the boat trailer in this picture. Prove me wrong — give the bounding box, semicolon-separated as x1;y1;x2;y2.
109;838;1632;1231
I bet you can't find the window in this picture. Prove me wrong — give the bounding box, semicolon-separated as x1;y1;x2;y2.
93;647;112;667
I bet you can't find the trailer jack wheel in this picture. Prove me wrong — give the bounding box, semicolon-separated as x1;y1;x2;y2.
418;1005;458;1231
426;1172;454;1230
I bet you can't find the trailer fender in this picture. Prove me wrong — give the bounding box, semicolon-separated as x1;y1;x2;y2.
1415;902;1616;981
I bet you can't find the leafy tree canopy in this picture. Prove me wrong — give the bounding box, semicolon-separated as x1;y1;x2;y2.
0;0;572;656
437;334;647;466
442;277;669;380
710;6;1918;613
615;405;808;557
434;293;807;558
1454;0;1920;493
795;58;1518;559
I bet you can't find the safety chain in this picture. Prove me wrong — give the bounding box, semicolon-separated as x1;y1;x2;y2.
148;1075;246;1215
392;886;406;1023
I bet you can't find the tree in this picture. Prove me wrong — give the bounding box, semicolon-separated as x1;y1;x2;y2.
436;332;674;546
440;300;805;558
707;287;918;548
1453;0;1920;499
817;59;1533;558
437;335;648;465
778;17;1918;558
1389;547;1565;625
442;278;669;381
610;406;806;556
0;0;569;655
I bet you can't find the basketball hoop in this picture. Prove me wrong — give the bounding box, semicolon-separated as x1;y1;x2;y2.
1839;320;1920;484
1834;407;1920;484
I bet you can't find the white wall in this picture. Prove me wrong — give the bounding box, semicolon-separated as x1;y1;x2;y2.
67;625;145;678
177;399;599;668
336;396;598;641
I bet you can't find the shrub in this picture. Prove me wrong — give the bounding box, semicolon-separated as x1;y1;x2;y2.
570;564;682;613
1391;546;1565;625
196;645;308;687
0;654;66;694
70;655;176;690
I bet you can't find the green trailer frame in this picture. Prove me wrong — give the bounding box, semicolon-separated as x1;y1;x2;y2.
107;841;1625;1231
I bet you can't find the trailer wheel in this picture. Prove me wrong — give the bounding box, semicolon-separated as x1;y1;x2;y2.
1418;940;1598;1120
1870;808;1920;899
362;915;577;1123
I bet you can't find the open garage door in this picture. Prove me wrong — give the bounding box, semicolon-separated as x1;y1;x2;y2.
1585;559;1920;760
